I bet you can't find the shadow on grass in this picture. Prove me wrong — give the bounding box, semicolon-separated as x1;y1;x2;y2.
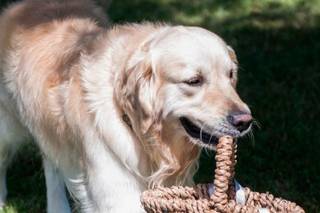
4;144;46;213
0;0;320;212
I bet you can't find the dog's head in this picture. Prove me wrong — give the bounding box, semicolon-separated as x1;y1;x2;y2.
117;25;252;185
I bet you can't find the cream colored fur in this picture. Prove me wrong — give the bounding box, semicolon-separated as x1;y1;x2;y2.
0;0;250;212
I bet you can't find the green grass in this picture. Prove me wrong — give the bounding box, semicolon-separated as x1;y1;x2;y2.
1;0;320;212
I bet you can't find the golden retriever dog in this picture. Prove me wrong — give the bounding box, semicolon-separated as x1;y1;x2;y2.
0;0;252;212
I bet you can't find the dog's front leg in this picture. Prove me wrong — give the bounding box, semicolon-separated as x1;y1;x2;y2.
44;159;71;213
82;136;146;213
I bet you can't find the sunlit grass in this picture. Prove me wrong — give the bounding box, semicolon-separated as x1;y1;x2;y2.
1;204;18;213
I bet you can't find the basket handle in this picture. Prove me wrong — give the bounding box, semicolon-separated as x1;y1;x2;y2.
210;136;237;210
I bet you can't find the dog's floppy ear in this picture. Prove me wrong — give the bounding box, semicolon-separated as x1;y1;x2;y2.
226;45;238;87
227;45;238;65
118;40;160;136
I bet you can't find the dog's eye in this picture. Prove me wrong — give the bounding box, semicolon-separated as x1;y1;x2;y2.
229;69;235;79
184;76;203;86
229;70;233;79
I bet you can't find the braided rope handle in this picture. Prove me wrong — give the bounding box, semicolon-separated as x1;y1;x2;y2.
210;136;235;209
141;136;305;213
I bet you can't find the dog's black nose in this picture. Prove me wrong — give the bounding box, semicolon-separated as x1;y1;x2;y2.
227;112;253;132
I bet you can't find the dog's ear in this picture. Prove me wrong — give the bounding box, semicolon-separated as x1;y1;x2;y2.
227;45;238;65
119;41;160;136
226;45;238;87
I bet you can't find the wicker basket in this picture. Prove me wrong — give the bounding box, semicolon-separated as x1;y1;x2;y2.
141;136;305;213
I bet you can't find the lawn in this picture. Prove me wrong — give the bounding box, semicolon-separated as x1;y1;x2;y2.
0;0;320;212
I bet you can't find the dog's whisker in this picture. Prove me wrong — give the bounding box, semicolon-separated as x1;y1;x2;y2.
200;123;204;143
204;147;210;156
248;129;255;144
252;119;261;129
207;123;216;144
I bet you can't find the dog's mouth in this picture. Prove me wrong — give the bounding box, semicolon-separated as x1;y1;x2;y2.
179;117;219;147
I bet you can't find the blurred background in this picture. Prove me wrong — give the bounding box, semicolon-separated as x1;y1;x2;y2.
0;0;319;212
